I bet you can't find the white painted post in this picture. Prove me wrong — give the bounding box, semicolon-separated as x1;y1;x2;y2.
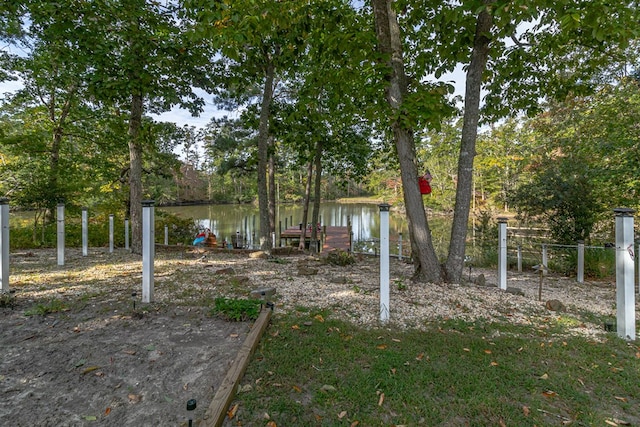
81;207;88;257
517;244;522;273
109;214;114;253
497;217;508;290
124;218;130;251
0;198;9;292
614;208;635;340
379;203;390;323
164;225;168;246
271;231;276;249
577;240;584;283
542;244;548;276
57;203;65;266
142;200;155;303
398;232;403;261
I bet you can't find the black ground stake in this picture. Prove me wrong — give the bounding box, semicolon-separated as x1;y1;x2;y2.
187;399;197;426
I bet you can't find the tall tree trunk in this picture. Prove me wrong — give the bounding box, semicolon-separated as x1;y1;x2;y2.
310;140;323;254
128;93;144;255
299;160;314;250
268;135;276;235
372;0;442;283
258;62;275;252
444;3;493;282
46;88;74;217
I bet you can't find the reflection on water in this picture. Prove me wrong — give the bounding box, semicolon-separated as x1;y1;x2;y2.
161;202;452;255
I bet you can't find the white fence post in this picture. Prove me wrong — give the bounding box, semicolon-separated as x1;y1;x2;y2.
124;218;130;251
0;198;9;292
57;203;65;266
517;244;522;273
542;244;548;276
497;217;508;290
379;203;390;323
164;225;169;246
577;240;584;283
109;214;114;253
398;232;403;261
142;200;155;303
82;207;88;257
614;208;635;340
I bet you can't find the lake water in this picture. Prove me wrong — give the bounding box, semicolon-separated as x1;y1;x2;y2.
161;202;453;255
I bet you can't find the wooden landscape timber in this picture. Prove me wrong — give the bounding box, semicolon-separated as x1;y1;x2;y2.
200;305;273;427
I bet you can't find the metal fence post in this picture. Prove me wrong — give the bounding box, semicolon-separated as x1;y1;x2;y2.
577;240;584;283
497;217;508;290
379;203;390;323
614;208;635;340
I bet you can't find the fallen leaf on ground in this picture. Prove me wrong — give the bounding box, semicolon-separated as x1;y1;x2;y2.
542;390;557;398
128;394;141;403
463;348;470;352
539;373;549;380
378;392;385;406
123;350;136;355
416;353;424;361
314;314;324;322
376;344;387;350
392;338;401;342
605;420;618;426
350;421;360;427
292;385;302;393
614;396;628;402
227;403;238;419
490;361;499;366
82;366;100;375
522;406;530;416
484;349;492;354
291;325;300;330
266;421;277;427
338;410;347;419
105;407;111;416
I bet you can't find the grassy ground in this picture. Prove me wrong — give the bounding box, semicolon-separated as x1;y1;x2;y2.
229;308;640;426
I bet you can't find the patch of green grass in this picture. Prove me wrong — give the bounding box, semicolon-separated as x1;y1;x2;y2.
24;298;68;316
211;297;262;321
231;312;640;426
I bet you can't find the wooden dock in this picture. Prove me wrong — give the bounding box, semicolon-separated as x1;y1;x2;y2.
280;226;351;252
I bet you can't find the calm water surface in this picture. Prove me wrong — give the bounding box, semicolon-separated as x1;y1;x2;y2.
161;202;453;253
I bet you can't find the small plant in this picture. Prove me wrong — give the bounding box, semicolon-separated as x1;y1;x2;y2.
326;249;356;266
393;278;407;291
24;298;67;316
211;297;262;321
0;291;15;308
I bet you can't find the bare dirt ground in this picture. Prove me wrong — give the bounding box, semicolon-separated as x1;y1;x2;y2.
0;247;625;426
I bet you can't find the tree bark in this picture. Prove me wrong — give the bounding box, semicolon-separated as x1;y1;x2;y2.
257;62;275;252
298;160;314;250
310;140;323;254
444;3;493;282
372;0;442;283
128;92;144;255
268;135;276;235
